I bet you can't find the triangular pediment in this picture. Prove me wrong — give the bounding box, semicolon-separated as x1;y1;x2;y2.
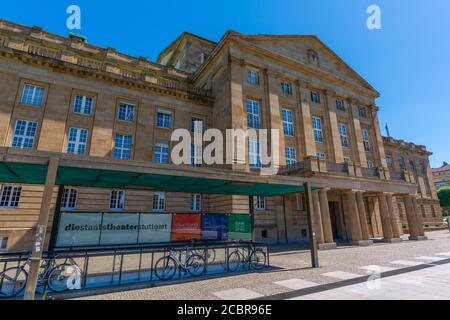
236;35;377;93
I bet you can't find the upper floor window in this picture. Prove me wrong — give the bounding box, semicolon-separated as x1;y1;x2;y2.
11;120;37;150
157;109;172;129
110;190;125;210
190;144;202;167
113;134;132;160
154;142;169;164
118;103;135;122
386;154;393;168
419;162;426;174
338;123;349;148
367;160;375;168
361;129;371;152
21;84;45;107
336;99;346;112
316;152;326;160
67;128;88;155
61;188;78;210
153;192;166;211
256;196;266;211
249;139;261;168
398;157;406;170
282;109;294;136
312;116;324;143
191;194;201;212
73;95;93;115
200;52;209;64
246;99;260;129
281;82;292;95
409;160;416;172
310;91;321;104
285;147;297;167
358;106;367;118
247;70;260;85
0;185;21;208
191;118;203;133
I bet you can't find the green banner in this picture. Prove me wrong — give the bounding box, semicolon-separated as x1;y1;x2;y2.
228;214;252;241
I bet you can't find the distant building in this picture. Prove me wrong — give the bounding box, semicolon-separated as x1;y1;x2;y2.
433;162;450;189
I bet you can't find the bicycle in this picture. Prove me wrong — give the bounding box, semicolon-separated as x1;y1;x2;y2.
0;255;82;298
154;247;206;280
226;244;267;272
192;247;216;264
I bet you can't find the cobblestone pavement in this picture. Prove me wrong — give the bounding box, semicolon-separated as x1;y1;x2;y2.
75;230;450;300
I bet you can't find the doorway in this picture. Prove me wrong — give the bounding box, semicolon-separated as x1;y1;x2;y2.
329;201;348;241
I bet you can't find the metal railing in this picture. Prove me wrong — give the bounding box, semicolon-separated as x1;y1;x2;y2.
0;241;269;299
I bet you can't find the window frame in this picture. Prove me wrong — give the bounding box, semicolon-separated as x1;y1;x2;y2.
154;141;170;164
296;193;305;211
312;116;324;144
285;146;297;167
73;95;94;116
256;196;266;211
336;99;346;112
310;91;321;104
110;190;125;210
113;133;132;160
248;139;262;168
0;236;8;251
282;109;294;137
191;194;201;212
0;185;22;208
67;127;89;155
153;192;166;212
246;99;260;129
11;120;38;150
20;83;45;107
361;129;371;152
156;109;172;129
117;102;135;123
338;123;349;148
281;82;292;95
61;188;78;210
247;70;260;85
316;152;326;160
191;117;204;134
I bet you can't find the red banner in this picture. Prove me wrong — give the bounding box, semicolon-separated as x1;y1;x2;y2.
171;214;202;241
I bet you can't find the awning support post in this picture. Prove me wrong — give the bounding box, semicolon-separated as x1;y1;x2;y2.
249;195;255;242
304;182;319;268
24;157;59;300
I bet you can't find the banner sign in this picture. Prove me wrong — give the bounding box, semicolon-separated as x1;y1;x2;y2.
137;214;172;243
201;214;228;240
99;213;140;245
56;213;102;247
171;214;202;242
228;214;252;241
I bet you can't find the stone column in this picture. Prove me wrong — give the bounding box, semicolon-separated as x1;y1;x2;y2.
355;191;372;242
412;196;427;238
385;193;401;239
377;193;401;242
344;191;371;245
311;190;325;244
403;195;421;240
318;188;337;249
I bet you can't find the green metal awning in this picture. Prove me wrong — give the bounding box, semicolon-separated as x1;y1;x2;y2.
0;161;306;196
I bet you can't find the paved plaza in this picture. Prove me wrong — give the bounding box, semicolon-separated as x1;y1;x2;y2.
74;230;450;300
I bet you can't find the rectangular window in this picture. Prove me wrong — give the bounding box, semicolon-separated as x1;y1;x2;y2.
336;99;346;112
256;196;266;211
191;118;203;133
310;91;320;104
191;194;201;212
367;160;374;168
338;123;349;148
156;109;172;129
190;144;202;167
398;157;405;170
285;147;297;167
386;154;393;168
153;192;166;211
281;82;292;95
61;188;77;209
110;190;125;210
20;84;45;107
247;70;260;85
249;140;261;168
282;109;294;136
361;129;371;152
67;128;88;155
296;193;305;211
312;117;323;143
246;99;260;129
409;160;416;172
118;103;135;122
0;186;22;208
73;95;93;115
316;152;326;160
0;236;8;251
154;142;169;164
113;134;132;160
358;106;367;118
11;120;37;149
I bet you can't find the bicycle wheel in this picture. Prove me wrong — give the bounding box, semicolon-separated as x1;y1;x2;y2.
154;256;177;280
47;263;82;293
186;254;206;277
0;267;28;298
206;248;216;264
227;251;241;272
249;249;267;270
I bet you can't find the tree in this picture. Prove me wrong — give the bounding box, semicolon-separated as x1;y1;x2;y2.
438;187;450;209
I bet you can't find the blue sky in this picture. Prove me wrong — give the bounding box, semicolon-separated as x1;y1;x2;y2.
1;0;449;167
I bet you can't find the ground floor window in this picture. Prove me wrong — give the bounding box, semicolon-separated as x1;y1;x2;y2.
61;188;78;210
256;196;266;211
0;185;22;208
0;236;7;251
296;193;305;211
153;192;166;211
191;194;201;212
110;190;125;210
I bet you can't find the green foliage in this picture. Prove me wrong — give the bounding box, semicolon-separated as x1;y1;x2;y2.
438;187;450;208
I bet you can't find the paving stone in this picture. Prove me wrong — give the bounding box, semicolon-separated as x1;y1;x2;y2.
274;278;318;290
321;271;362;280
212;288;264;300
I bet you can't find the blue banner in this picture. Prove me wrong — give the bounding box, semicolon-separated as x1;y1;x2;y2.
201;214;228;240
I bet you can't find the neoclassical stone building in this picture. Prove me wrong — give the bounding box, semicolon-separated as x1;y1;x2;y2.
0;20;442;252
